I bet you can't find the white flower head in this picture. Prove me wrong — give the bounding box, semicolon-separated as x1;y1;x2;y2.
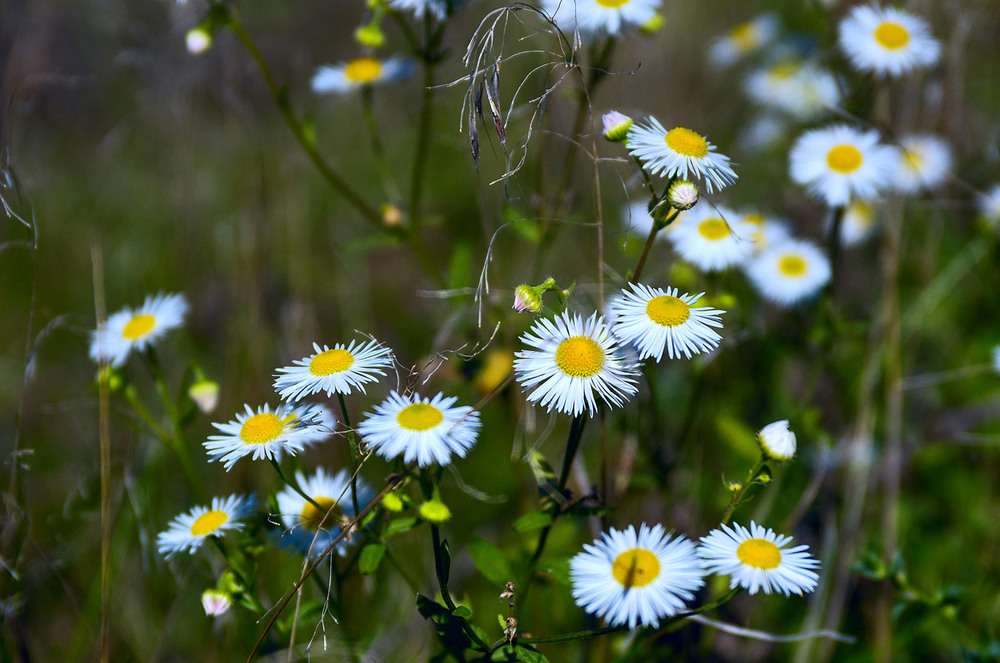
311;56;411;95
757;419;796;461
204;403;331;471
709;13;780;68
744;60;841;120
839;199;879;246
746;238;831;307
789;124;895;207
738;210;791;255
699;521;820;596
543;0;660;38
90;292;188;368
668;204;756;272
838;5;940;78
273;338;393;401
628;117;738;194
388;0;448;20
570;523;705;629
156;494;256;559
275;467;370;557
610;283;725;362
892;134;952;194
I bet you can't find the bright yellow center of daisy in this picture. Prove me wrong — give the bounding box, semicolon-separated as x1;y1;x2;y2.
698;218;730;241
742;213;765;227
903;149;923;172
665;127;709;158
874;22;910;50
310;348;354;376
239;413;286;445
122;314;155;340
555;336;604;378
191;510;228;536
344;57;383;83
612;548;661;588
596;0;629;7
779;255;807;277
646;295;691;327
300;496;338;531
826;144;863;173
736;538;781;569
397;403;443;431
850;201;875;227
730;22;758;51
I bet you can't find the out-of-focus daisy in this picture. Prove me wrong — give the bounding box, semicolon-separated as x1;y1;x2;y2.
201;589;232;617
90;292;188;367
699;521;819;596
273;339;393;401
570;523;705;629
204;403;330;471
514;311;639;417
542;0;660;38
746;238;831;306
737;210;791;255
978;185;1000;225
738;113;787;152
357;391;481;467
838;5;940;78
603;110;634;142
275;467;369;557
472;348;514;394
388;0;448;20
610;283;725;362
789;124;895;207
839;199;879;246
157;494;255;559
628;118;738;194
709;13;780;68
892;134;952;193
311;56;410;95
668;205;756;272
757;419;796;461
991;345;1000;374
744;60;841;120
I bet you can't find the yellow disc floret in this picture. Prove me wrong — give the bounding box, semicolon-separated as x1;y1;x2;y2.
779;255;807;277
665;127;709;158
397;403;444;431
191;510;229;536
123;314;156;340
300;496;338;531
697;217;731;241
555;336;604;377
646;295;691;327
596;0;630;7
612;548;661;588
239;413;285;445
826;144;863;173
874;22;909;50
310;348;355;376
736;538;781;569
344;57;383;83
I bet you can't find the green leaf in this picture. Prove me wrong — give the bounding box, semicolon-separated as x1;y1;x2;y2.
451;605;473;618
514;645;550;663
469;536;514;586
512;510;553;532
385;517;419;538
359;543;386;574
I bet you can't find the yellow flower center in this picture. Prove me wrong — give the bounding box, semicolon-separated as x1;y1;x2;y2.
596;0;629;7
742;213;765;227
396;403;444;431
698;217;730;241
122;314;155;340
826;144;863;173
300;496;338;531
555;336;604;378
239;413;286;444
344;57;383;83
309;348;355;376
874;22;910;50
779;255;807;277
903;149;924;173
612;548;661;588
665;127;709;159
191;510;229;536
849;201;875;228
770;62;799;80
736;538;781;569
646;295;691;327
730;22;758;52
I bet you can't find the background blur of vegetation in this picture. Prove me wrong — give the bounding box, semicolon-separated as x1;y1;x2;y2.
2;0;1000;660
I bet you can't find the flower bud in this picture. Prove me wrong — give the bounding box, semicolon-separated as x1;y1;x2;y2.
188;379;220;414
186;27;213;56
602;111;633;143
667;179;699;211
512;284;543;314
355;23;385;49
758;419;796;461
202;589;232;617
418;499;451;524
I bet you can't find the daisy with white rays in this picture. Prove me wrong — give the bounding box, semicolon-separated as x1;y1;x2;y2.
356;391;481;467
541;0;660;38
275;467;370;558
204;403;331;471
514;311;639;417
90;292;188;367
789;124;895;207
570;523;705;629
667;204;756;272
311;56;410;95
273;338;393;401
628;117;738;194
838;4;940;78
388;0;448;21
698;521;819;596
610;283;725;362
737;209;790;255
839;198;879;246
708;13;779;68
892;134;952;194
746;238;831;307
156;494;256;559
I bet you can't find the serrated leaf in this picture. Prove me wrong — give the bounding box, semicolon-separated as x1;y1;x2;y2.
359;543;386;574
512;510;553;532
451;605;473;618
469;536;514;586
385;516;419;537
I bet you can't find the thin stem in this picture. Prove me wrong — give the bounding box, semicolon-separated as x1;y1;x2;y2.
269;457;324;512
721;457;766;525
209;537;265;614
336;393;361;517
430;524;491;651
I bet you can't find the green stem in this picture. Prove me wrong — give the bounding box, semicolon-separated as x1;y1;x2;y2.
269;457;324;512
210;537;265;614
336;393;361;517
721;457;766;525
430;524;491;651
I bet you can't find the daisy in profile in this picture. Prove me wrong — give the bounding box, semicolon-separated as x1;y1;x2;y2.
204;403;331;471
699;521;819;596
746;238;831;306
570;523;705;629
628;117;738;194
838;5;940;78
891;134;952;194
542;0;660;38
90;292;188;367
311;56;410;95
157;494;255;559
273;338;393;401
275;467;369;557
979;184;1000;225
514;311;639;417
668;204;756;271
388;0;448;20
610;283;725;362
789;124;895;207
357;391;481;467
709;13;779;68
839;198;879;246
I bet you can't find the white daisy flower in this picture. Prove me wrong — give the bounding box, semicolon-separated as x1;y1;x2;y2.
978;184;1000;225
628;117;738;194
744;60;841;120
542;0;660;38
311;56;411;95
273;338;393;401
789;124;895;207
357;391;481;467
746;238;831;307
699;521;819;596
892;134;952;194
757;419;796;461
838;5;940;78
709;13;780;68
667;204;756;272
204;403;331;471
156;494;255;559
570;523;705;629
738;113;787;152
737;210;791;255
610;283;725;362
275;467;370;557
388;0;448;20
513;311;639;417
839;198;879;246
90;292;188;367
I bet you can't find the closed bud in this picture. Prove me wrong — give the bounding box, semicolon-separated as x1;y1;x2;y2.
602;111;633;143
512;284;543;314
188;379;220;414
355;23;385;49
186;27;213;55
202;589;232;617
667;179;699;210
758;419;796;461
